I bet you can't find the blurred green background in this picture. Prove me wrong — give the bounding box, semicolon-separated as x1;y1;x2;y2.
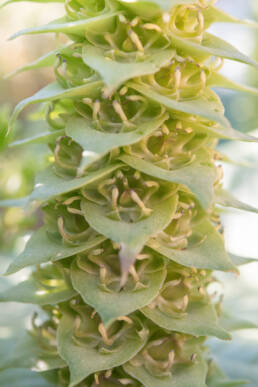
0;1;258;385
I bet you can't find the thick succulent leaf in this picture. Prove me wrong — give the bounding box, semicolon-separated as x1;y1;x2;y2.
216;188;258;214
206;362;248;387
129;82;229;127
71;256;166;326
0;369;57;387
119;154;216;209
148;219;236;272
229;253;258;266
10;129;64;148
5;227;106;275
10;13;117;40
0;275;76;305
57;309;148;387
220;312;258;332
124;352;207;387
82;45;175;95
141;301;230;340
5;46;72;79
170;32;258;68
10;81;102;127
208;73;258;96
31;162;122;202
66;114;167;173
1;332;65;371
81;195;178;283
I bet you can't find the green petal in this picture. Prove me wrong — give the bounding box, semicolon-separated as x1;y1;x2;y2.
129;82;229;127
142;301;231;340
117;0;198;16
10;129;64;148
220;311;258;332
10;13;117;40
206;362;249;387
57;310;148;387
148;219;236;272
82;45;175;95
81;195;178;283
5;227;106;275
216;188;258;214
208;73;258;96
170;32;258;68
119;153;216;209
71;256;166;326
66;114;168;174
124;352;207;387
203;5;258;29
10;81;103;127
229;253;258;266
30;162;122;202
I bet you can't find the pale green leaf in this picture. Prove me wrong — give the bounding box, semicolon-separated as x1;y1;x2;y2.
10;81;103;127
195;122;258;143
216;188;258;214
81;195;178;283
10;13;117;40
0;275;76;305
206;362;248;387
220;312;258;332
57;309;148;387
71;256;166;326
229;253;257;266
129;82;229;127
10;129;64;148
142;301;230;340
30;162;122;202
66;114;167;174
1;332;65;371
170;32;258;68
5;46;72;79
203;5;258;29
208;73;258;96
5;227;106;275
148;219;236;272
119;153;216;209
82;45;175;95
124;351;207;387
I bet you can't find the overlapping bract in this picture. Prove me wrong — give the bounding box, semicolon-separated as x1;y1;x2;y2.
1;0;258;386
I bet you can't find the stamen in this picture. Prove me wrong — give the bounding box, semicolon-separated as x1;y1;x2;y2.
130;189;153;216
94;374;100;385
112;100;129;124
117;316;133;324
93;100;101;122
112;187;119;210
128;29;144;52
129;265;140;282
142;23;162;33
105;369;112;378
174;66;182;89
98;323;114;346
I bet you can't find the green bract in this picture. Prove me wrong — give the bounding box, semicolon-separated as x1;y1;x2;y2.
1;0;258;386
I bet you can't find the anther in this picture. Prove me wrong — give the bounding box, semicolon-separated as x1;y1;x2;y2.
112;187;119;210
98;323;114;346
174;66;182;89
128;29;144;52
112;100;129;124
117;316;133;324
142;23;162;33
93;100;101;121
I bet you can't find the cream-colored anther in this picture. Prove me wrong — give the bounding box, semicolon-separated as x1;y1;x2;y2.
184;127;193;133
94;374;100;385
200;69;206;88
198;287;206;296
142;23;162;33
176;121;183;130
119;379;135;385
98;323;114;346
91;310;97;319
131;17;140;27
82;97;93;106
119;14;127;24
104;33;116;48
168;350;175;368
161;123;170;135
174;66;182;89
112;100;129;124
128;29;144;51
57;217;66;240
129;265;140;282
112;186;119;209
105;369;112;378
117;316;133;324
63;196;81;205
130;189;152;216
100;266;107;284
67;207;83;215
120;86;128;95
93;100;101;121
163;12;170;23
197;10;204;32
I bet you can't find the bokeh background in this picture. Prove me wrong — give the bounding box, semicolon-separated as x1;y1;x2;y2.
0;0;258;385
